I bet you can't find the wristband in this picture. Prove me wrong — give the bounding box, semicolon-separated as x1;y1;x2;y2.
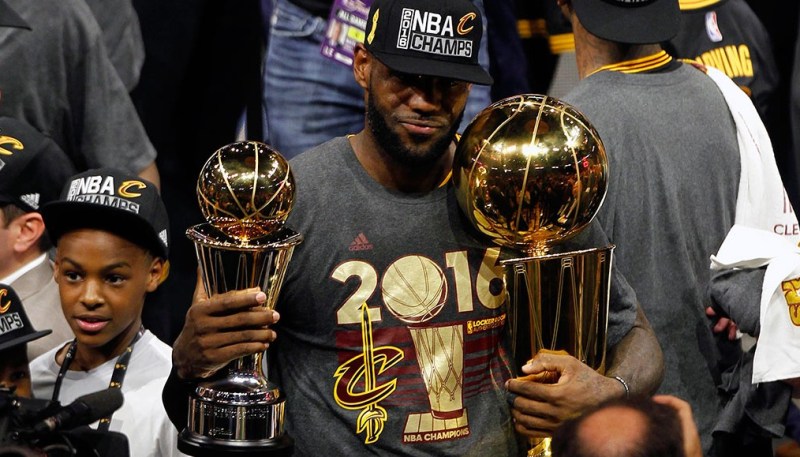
613;376;630;399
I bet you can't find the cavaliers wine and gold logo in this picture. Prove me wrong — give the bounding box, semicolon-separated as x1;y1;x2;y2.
331;249;507;446
782;278;800;327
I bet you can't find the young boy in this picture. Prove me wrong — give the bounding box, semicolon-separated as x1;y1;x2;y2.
0;283;52;398
29;168;184;457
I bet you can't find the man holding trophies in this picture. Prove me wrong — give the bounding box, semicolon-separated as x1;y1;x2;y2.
163;0;664;454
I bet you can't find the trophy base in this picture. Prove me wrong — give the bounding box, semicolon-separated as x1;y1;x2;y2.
178;429;294;457
186;374;287;439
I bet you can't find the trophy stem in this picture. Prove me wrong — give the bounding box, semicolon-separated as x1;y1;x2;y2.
179;224;302;456
502;245;615;457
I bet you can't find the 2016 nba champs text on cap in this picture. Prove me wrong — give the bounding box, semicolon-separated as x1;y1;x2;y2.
0;284;51;352
40;168;170;258
572;0;681;44
364;0;493;85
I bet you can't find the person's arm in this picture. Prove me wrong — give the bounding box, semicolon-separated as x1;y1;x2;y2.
507;305;664;438
137;161;161;189
605;305;664;396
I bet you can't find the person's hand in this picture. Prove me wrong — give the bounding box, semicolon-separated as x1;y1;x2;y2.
705;306;739;341
506;351;624;438
172;271;279;380
652;395;702;457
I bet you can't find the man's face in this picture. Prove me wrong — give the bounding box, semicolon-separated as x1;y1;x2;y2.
365;58;469;167
0;346;31;398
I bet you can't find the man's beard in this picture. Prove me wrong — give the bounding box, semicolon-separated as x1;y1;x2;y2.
366;93;464;168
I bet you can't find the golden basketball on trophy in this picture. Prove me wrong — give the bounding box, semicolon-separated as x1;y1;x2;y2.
179;141;302;457
453;94;613;457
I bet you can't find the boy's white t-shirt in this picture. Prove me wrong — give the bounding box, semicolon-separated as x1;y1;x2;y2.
30;331;186;457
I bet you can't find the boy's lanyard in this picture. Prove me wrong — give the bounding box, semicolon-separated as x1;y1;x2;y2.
51;326;145;432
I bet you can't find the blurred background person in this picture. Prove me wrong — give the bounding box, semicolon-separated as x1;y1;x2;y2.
0;117;76;359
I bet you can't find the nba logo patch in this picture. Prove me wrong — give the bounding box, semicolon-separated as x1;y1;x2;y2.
705;11;723;43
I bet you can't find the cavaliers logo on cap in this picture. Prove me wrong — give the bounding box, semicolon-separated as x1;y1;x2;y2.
457;12;475;36
0;135;23;156
367;9;379;45
781;278;800;327
118;180;146;198
0;289;10;314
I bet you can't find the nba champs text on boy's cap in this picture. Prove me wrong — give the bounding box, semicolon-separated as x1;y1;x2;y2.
364;0;492;85
0;117;76;212
0;284;51;352
40;168;170;258
572;0;680;44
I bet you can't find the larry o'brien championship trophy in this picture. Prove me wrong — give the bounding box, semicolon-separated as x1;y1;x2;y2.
178;141;302;457
452;95;612;457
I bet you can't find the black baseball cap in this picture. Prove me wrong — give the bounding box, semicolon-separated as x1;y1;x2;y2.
0;0;29;30
572;0;680;44
0;117;76;213
364;0;493;85
41;168;170;258
0;284;51;353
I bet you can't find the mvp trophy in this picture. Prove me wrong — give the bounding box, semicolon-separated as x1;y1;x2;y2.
453;95;612;457
178;141;302;457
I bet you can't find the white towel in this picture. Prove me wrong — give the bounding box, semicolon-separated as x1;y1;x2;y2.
711;226;800;383
704;66;799;238
704;65;800;383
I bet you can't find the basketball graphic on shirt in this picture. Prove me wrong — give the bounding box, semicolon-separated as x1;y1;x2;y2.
196;140;295;241
382;255;447;324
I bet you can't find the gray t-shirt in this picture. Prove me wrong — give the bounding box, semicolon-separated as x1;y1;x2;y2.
0;0;155;174
271;136;637;456
83;0;145;92
564;62;740;452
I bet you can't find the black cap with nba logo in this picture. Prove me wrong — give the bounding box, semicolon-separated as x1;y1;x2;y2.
40;168;170;258
0;284;51;352
572;0;681;44
0;117;76;213
364;0;493;85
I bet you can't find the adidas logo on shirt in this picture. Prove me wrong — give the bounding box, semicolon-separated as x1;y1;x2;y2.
20;193;40;209
349;233;374;251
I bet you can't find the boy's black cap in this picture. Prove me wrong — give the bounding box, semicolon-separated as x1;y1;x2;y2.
572;0;680;44
40;168;170;258
0;284;51;352
0;0;30;30
364;0;492;85
0;117;76;213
